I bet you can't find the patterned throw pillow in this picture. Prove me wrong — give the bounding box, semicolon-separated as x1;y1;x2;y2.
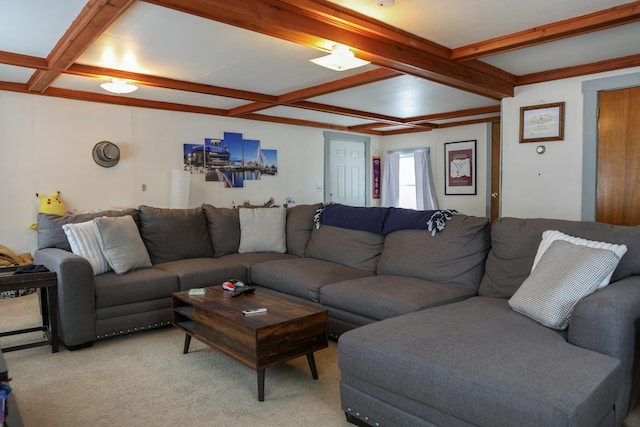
62;220;111;275
531;230;627;289
509;240;622;330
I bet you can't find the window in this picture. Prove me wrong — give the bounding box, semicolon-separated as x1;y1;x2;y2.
398;154;416;209
381;149;438;210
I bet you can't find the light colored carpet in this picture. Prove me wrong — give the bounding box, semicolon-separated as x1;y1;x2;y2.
1;293;350;427
2;293;640;427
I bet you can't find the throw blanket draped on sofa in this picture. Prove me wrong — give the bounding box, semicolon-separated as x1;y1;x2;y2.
314;204;458;236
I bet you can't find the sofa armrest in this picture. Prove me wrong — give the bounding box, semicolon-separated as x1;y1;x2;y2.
34;248;97;348
569;275;640;423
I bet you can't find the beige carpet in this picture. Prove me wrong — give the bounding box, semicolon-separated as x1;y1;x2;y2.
2;293;640;427
1;293;350;427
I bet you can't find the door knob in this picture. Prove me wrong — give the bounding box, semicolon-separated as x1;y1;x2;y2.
491;192;498;198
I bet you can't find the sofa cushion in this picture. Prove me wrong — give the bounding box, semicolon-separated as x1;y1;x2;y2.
153;258;248;290
250;258;373;302
532;230;627;290
305;225;384;273
338;297;621;427
509;240;622;330
480;217;640;298
95;266;179;308
320;275;475;321
238;207;286;253
286;203;322;257
62;220;111;275
94;215;152;275
201;204;240;257
37;208;138;251
377;214;491;290
138;205;214;264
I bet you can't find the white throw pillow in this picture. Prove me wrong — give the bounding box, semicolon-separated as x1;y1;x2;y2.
510;239;623;330
532;230;627;289
238;207;286;253
62;220;111;275
93;215;152;274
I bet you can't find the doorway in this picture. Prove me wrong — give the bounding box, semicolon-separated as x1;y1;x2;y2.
323;131;370;207
596;85;640;226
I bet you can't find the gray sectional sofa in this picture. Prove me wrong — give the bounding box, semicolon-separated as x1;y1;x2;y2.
33;204;640;427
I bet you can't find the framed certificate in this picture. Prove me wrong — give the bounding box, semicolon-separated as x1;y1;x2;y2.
520;102;565;143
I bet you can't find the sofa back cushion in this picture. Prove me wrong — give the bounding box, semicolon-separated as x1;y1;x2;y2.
202;204;240;257
377;214;491;291
305;225;384;273
37;208;139;251
479;217;640;298
138;205;213;264
286;203;322;257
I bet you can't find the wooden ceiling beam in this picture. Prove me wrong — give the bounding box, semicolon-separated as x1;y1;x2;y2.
145;0;515;99
27;0;137;93
452;1;640;61
407;105;501;124
66;63;277;103
0;51;48;70
229;68;401;116
518;53;640;85
435;116;501;128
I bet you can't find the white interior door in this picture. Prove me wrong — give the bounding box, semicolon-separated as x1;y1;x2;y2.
328;139;366;206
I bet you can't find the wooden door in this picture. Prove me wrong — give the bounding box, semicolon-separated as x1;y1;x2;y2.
597;86;640;226
490;122;501;222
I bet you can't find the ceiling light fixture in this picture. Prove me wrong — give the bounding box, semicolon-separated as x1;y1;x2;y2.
100;78;138;94
310;45;370;71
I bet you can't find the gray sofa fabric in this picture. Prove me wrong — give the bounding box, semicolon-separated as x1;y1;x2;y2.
339;297;621;427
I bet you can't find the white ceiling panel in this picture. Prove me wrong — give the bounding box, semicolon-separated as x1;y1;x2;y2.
0;64;35;84
483;22;640;75
53;74;249;110
0;0;88;57
310;75;498;118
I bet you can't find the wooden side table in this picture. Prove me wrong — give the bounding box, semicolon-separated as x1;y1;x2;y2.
0;267;59;353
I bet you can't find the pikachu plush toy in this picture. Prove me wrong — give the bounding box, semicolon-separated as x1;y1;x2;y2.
29;191;68;230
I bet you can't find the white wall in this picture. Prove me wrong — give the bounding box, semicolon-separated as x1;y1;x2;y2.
501;66;640;220
0;92;380;254
380;124;489;217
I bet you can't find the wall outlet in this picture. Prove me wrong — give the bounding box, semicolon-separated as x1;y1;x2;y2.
316;184;323;192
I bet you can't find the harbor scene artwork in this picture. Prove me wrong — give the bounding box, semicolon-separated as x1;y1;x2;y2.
183;132;278;188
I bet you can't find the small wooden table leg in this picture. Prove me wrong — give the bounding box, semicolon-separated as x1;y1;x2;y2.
307;353;319;379
257;369;265;401
183;334;191;354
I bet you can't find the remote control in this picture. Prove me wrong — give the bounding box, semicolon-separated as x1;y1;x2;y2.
188;288;206;295
242;307;267;315
231;285;255;297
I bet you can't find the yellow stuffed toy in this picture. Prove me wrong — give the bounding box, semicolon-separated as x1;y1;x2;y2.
29;191;68;229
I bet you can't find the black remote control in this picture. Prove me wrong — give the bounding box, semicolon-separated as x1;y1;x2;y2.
231;285;255;297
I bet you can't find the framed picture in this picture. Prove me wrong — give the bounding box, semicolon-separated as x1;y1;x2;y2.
519;102;565;142
444;140;476;195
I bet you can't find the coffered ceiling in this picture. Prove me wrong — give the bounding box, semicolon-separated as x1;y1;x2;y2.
0;0;639;135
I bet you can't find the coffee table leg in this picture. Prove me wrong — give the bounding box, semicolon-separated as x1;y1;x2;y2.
257;369;265;402
183;334;191;354
307;353;319;379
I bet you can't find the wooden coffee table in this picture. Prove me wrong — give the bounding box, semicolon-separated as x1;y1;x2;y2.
172;286;328;401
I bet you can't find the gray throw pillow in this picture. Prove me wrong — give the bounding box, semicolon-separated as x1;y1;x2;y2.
238;207;286;253
201;204;240;257
509;240;622;330
93;215;152;275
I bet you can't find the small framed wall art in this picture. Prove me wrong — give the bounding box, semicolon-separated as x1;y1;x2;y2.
519;102;565;143
444;140;476;195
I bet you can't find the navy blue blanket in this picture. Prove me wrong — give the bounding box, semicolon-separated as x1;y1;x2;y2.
314;204;458;236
